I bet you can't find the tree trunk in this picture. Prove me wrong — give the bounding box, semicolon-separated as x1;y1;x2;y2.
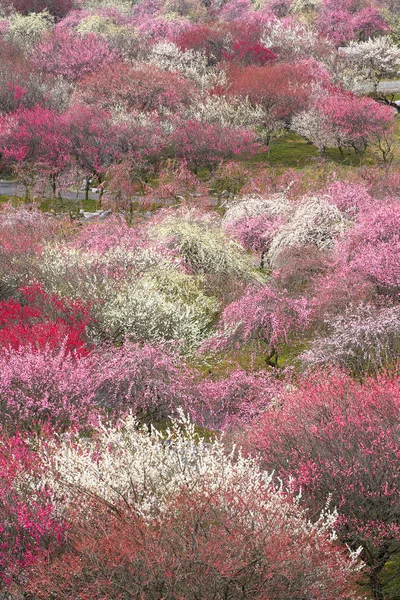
369;569;384;600
366;548;390;600
85;178;90;202
97;174;104;209
265;345;278;367
128;200;134;226
50;173;57;198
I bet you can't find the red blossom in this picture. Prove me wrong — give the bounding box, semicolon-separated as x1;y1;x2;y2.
246;369;400;597
0;432;63;591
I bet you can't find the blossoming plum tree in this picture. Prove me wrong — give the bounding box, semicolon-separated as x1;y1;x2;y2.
329;202;400;299
0;432;62;592
0;105;71;196
223;194;289;267
248;370;400;600
0;341;193;432
204;283;309;366
267;196;349;268
0;0;73;18
195;368;283;430
170;118;262;172
293;91;396;159
301;303;400;375
29;415;362;600
340;36;400;95
151;208;259;279
33;29;118;82
0;283;92;356
76;61;196;113
227;60;327;138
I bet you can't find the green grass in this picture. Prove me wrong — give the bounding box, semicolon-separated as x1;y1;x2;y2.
357;553;400;600
40;197;98;214
0;194;102;215
276;339;310;370
0;194;30;206
256;133;320;168
245;132;381;170
191;335;309;379
380;553;400;600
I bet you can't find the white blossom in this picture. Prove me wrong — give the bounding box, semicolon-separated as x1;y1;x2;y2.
101;269;218;348
76;14;123;36
151;209;261;279
223;192;292;223
339;37;400;92
183;95;267;128
6;10;54;49
148;41;225;89
261;19;332;60
290;0;322;14
268;196;349;266
301;303;400;374
291;107;335;152
42;410;341;540
76;0;133;12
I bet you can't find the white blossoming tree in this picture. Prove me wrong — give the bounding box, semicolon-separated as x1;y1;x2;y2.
291;107;336;153
101;268;219;348
183;95;267;128
33;414;363;599
6;10;54;50
150;209;261;280
268;196;349;267
261;19;332;61
148;41;225;89
301;303;400;376
340;36;400;94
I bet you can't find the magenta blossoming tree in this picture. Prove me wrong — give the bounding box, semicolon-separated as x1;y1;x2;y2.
33;30;118;83
204;284;309;366
0;106;71;195
195;368;283;430
330;202;400;299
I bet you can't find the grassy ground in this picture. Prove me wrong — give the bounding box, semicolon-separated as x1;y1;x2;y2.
0;194;99;215
40;196;98;214
191;335;309;380
246;127;400;170
381;554;400;600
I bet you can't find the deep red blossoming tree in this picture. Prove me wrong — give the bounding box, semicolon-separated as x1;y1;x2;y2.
0;284;92;356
